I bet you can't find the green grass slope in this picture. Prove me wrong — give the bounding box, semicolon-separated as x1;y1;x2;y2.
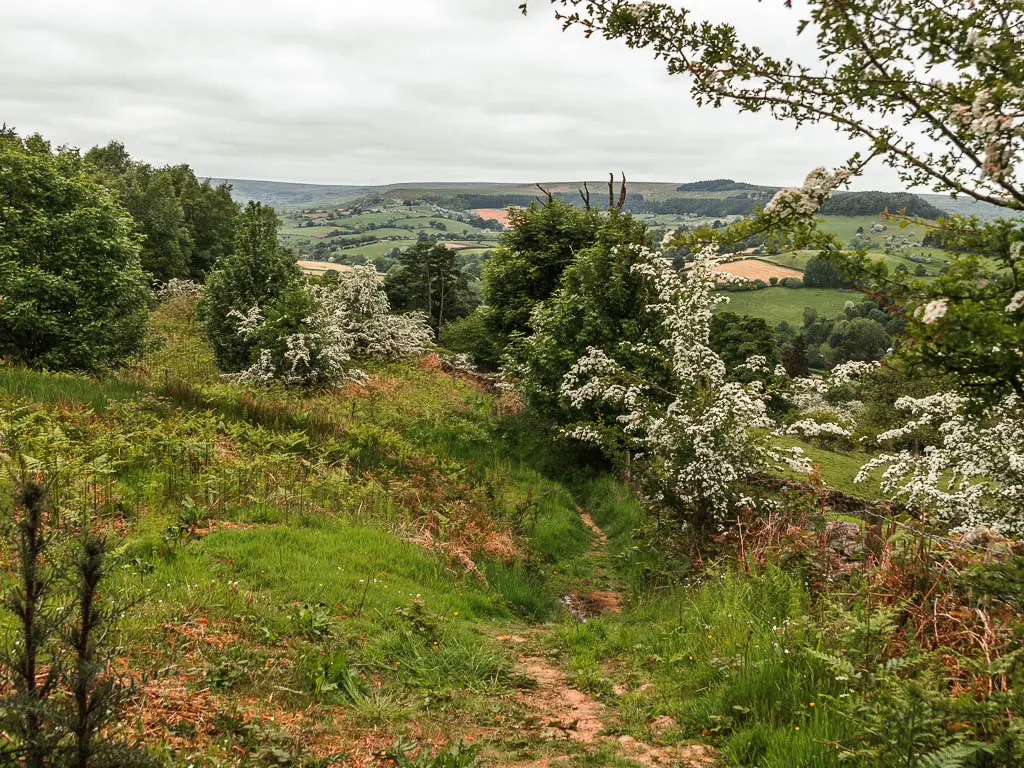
718;288;858;326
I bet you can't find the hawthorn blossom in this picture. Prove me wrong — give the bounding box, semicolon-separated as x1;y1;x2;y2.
155;278;202;301
920;298;950;325
312;266;433;359
227;304;265;340
857;392;1024;536
736;356;772;376
559;245;774;524
785;420;852;440
782;361;878;414
763;167;851;223
828;360;882;385
779;446;815;475
228;266;433;387
232;349;276;385
952;87;1024;183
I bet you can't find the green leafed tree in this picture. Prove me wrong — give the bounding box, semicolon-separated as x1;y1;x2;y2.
0;130;150;372
505;210;660;419
803;254;850;289
481;197;601;347
385;241;476;331
781;334;810;378
164;164;240;279
85;142;239;283
197;201;302;372
709;311;780;380
117;166;192;283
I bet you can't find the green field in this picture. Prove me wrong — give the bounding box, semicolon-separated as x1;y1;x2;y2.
280;226;349;237
759;250;819;270
762;247;951;278
388;216;491;235
334;239;419;260
718;287;859;325
818;214;932;247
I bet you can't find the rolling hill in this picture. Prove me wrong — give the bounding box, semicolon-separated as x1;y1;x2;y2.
208;177;1003;222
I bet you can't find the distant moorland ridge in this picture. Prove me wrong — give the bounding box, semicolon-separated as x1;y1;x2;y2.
207;177;1002;220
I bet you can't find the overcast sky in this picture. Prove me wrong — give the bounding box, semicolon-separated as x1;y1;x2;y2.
1;0;906;190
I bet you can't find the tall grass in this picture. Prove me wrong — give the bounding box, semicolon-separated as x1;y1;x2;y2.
0;368;146;409
556;566;854;767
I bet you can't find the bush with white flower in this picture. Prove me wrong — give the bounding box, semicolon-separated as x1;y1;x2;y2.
557;244;778;528
228;267;433;387
856;392;1024;536
155;278;203;302
784;418;855;451
313;266;434;361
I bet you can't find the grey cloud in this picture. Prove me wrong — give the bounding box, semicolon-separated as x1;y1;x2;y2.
0;0;905;189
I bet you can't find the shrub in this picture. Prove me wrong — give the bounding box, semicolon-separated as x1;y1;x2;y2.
0;131;150;372
438;310;499;369
197;201;302;372
228;267;433;387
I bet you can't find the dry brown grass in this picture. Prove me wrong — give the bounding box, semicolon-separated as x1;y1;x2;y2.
714;259;803;282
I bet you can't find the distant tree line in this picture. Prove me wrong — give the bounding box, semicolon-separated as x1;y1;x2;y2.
676;179;765;192
425;193;543;210
427;187;946;223
819;191;945;219
624;195;761;217
85;141;240;282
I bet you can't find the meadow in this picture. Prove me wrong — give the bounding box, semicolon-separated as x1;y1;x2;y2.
717;287;858;325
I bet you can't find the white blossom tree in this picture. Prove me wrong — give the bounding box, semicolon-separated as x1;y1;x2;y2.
558;245;779;527
228;267;433;387
857;393;1024;536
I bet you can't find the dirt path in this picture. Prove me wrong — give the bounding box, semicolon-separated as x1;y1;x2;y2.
494;511;716;768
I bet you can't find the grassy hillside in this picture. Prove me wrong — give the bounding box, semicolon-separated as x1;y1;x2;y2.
3;293;1017;767
0;302;612;764
919;193;1009;221
719;287;858;325
210;179;373;209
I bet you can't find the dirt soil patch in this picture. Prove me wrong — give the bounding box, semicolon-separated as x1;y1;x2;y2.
472;208;513;227
497;509;715;767
714;259;803;282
